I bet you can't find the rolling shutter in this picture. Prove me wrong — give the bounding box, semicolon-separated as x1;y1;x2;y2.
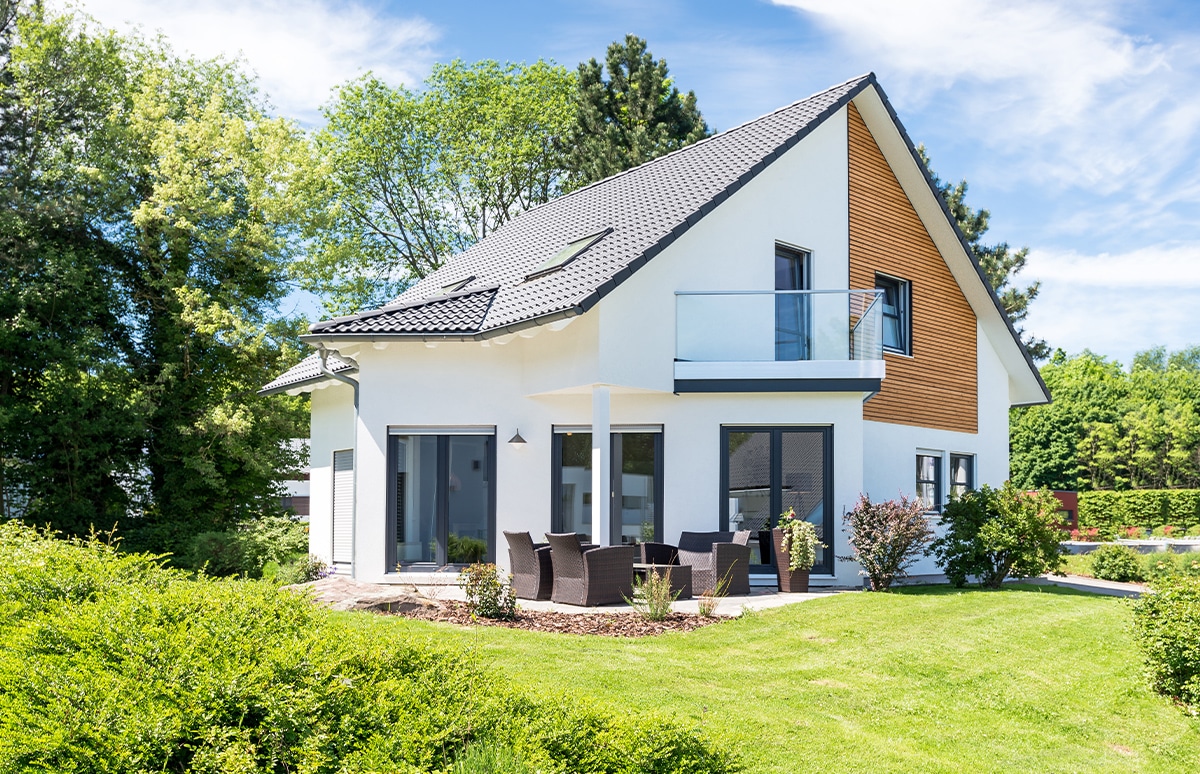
332;449;354;570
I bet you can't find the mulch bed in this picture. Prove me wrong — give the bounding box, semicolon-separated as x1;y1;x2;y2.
387;600;724;637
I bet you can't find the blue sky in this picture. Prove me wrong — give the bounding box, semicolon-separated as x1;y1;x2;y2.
72;0;1200;367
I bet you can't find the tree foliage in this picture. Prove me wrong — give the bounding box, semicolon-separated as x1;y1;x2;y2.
293;59;575;315
565;34;709;190
0;2;307;554
1010;348;1200;491
919;147;1047;359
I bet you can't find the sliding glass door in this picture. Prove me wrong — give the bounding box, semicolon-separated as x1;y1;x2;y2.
551;427;663;544
722;426;833;574
389;431;494;567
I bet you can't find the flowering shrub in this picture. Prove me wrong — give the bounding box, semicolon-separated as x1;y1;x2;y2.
931;483;1065;589
625;567;679;621
840;494;933;591
776;508;824;571
1125;526;1146;539
1152;525;1179;538
1090;545;1144;583
458;563;517;620
1069;527;1100;542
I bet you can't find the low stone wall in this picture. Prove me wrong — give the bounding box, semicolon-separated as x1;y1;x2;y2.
1062;539;1200;555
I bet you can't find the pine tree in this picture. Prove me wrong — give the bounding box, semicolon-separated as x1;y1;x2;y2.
565;35;709;189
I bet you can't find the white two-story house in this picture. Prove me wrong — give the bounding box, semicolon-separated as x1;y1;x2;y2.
262;73;1049;585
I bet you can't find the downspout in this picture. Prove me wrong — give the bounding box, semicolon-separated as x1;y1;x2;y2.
317;346;360;579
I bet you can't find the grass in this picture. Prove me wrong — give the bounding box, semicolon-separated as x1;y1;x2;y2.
1062;552;1096;576
353;585;1200;773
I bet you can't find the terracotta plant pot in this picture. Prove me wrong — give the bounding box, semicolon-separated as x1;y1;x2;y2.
772;528;811;593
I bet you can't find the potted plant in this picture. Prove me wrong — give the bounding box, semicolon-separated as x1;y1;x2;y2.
773;508;825;592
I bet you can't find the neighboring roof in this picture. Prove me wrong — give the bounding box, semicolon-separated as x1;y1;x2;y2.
259;351;356;396
313;288;497;336
307;73;875;339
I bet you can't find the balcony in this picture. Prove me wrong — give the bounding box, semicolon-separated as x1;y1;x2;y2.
674;290;885;393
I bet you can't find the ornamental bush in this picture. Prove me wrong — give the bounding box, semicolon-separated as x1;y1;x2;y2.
0;523;738;773
931;482;1065;588
186;515;309;577
1131;574;1200;713
840;494;933;591
459;562;518;620
1090;544;1145;582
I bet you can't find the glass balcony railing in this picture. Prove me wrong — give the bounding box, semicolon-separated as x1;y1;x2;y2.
675;289;884;363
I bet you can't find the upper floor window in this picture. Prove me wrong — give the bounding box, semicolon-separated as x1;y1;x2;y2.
876;273;910;355
775;245;811;360
916;453;941;512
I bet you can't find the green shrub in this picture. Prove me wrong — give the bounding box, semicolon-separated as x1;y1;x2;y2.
1187;526;1200;537
1144;552;1181;583
1090;545;1145;582
274;554;333;585
1152;525;1182;538
931;483;1065;588
448;533;488;563
185;515;308;577
1131;575;1200;712
841;493;933;591
458;563;517;620
0;523;738;772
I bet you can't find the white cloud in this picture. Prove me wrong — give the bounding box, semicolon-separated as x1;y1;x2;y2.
1022;244;1200;363
67;0;439;121
770;0;1200;232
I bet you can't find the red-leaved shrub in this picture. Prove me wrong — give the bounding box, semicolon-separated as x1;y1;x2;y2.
841;494;934;591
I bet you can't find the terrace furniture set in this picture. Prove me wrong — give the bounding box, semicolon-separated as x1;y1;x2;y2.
504;529;753;607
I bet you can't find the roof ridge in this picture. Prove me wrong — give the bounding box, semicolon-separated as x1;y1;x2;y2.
517;72;876;215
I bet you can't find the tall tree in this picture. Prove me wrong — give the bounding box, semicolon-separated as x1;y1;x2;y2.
293;59;575;315
918;147;1048;360
565;34;709;189
0;3;308;553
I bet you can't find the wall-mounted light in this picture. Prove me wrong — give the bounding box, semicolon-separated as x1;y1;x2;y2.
507;429;527;447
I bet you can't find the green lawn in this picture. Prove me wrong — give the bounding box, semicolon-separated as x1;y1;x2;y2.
354;585;1199;773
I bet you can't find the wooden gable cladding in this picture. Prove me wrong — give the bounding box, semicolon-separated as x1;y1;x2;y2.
847;102;978;433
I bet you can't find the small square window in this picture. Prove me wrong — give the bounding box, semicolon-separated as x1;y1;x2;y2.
949;454;974;500
916;453;942;512
525;229;611;281
876;274;911;355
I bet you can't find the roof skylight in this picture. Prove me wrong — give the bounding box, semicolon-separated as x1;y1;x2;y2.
524;229;611;281
439;275;475;294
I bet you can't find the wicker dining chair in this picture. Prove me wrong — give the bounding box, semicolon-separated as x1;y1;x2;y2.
503;530;553;600
544;533;636;606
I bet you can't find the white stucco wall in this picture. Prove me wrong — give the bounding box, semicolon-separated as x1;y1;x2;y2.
308;382;355;564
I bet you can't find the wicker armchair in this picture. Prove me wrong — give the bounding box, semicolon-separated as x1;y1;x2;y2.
504;531;553;600
545;533;636;606
641;531;751;596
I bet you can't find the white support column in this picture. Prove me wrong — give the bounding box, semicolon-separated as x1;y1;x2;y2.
592;385;612;546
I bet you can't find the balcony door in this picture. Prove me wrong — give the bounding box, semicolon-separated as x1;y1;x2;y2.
721;426;833;574
775;246;811;360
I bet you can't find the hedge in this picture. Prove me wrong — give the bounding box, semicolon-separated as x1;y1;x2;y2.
1078;489;1200;535
0;523;739;773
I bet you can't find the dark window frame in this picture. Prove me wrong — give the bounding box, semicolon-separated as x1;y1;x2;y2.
385;432;497;569
916;453;942;512
720;425;835;575
550;427;664;544
949;453;975;501
875;272;911;355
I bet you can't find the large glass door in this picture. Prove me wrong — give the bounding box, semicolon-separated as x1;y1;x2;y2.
722;426;833;574
551;427;663;544
389;431;494;567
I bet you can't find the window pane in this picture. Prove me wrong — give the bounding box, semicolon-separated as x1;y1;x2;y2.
617;433;657;544
447;436;491;563
882;312;902;350
950;455;973;499
916;454;940;510
781;430;828;570
393;435;439;564
559;432;592;541
727;431;772;564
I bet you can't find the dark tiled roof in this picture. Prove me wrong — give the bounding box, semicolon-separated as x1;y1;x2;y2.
305;74;875;339
311;288;497;335
259;351;356;395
